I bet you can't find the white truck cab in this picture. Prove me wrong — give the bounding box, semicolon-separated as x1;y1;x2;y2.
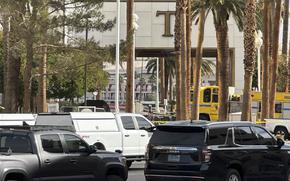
35;112;155;168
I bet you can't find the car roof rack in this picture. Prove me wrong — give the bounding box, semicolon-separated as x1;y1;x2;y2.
0;125;31;131
31;125;75;132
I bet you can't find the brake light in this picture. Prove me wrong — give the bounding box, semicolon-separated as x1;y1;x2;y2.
202;149;212;162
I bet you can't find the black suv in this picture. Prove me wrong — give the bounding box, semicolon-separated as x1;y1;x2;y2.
144;121;290;181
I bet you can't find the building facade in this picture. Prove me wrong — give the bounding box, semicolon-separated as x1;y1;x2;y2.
85;0;245;103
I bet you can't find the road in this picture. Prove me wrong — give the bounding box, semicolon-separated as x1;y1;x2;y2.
128;162;145;181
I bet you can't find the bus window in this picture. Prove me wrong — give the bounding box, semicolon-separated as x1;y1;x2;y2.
275;103;282;113
212;88;218;103
204;89;211;103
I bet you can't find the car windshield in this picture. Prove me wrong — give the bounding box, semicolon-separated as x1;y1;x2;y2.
0;134;33;153
150;126;206;146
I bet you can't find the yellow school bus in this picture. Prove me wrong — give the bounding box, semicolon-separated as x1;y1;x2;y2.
191;86;219;121
191;86;290;122
251;91;290;121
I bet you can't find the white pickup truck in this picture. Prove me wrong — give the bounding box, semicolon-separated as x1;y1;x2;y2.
35;112;155;168
265;118;290;139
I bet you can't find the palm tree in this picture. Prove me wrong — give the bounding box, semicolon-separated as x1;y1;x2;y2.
160;58;165;103
146;57;176;103
146;57;215;100
175;0;182;120
269;0;282;118
192;0;244;121
282;0;289;56
192;0;205;120
241;0;257;121
186;0;192;119
261;0;270;121
126;0;134;113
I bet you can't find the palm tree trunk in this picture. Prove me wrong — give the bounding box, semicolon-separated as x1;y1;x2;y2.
269;0;282;118
186;0;192;119
126;0;134;113
175;0;182;120
23;36;34;113
192;0;205;120
261;1;270;121
180;4;188;119
283;0;289;92
241;0;257;121
216;24;230;121
282;0;289;55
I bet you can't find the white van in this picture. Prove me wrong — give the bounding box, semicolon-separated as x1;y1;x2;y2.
35;112;155;167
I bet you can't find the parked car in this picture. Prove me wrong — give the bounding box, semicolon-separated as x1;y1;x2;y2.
0;127;127;181
35;112;155;168
145;121;290;181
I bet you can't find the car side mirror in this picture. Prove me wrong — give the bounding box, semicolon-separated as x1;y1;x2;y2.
88;145;97;154
145;126;156;132
277;138;285;148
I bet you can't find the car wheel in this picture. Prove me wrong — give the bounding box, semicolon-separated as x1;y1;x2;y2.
225;169;241;181
126;161;133;168
105;175;123;181
275;127;289;140
94;143;106;150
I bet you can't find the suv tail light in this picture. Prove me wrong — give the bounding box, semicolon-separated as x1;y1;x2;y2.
202;149;212;162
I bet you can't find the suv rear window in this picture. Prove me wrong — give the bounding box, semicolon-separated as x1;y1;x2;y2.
150;126;205;146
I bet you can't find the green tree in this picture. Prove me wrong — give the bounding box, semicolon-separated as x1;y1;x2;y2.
0;0;115;112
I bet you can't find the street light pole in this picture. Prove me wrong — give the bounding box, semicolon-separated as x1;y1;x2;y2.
156;58;160;113
115;0;121;113
255;30;263;91
132;13;139;113
84;18;89;106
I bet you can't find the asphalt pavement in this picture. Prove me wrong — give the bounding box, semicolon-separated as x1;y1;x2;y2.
128;162;145;181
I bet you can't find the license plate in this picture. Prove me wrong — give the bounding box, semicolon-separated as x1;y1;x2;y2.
168;154;180;162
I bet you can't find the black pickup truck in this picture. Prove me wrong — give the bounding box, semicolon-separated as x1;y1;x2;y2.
0;128;127;181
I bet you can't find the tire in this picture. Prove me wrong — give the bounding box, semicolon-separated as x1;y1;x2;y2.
106;175;124;181
274;127;289;140
225;169;241;181
126;161;133;168
94;143;106;150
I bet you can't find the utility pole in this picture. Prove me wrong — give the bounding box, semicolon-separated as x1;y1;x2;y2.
84;18;89;106
115;0;121;113
156;58;160;113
